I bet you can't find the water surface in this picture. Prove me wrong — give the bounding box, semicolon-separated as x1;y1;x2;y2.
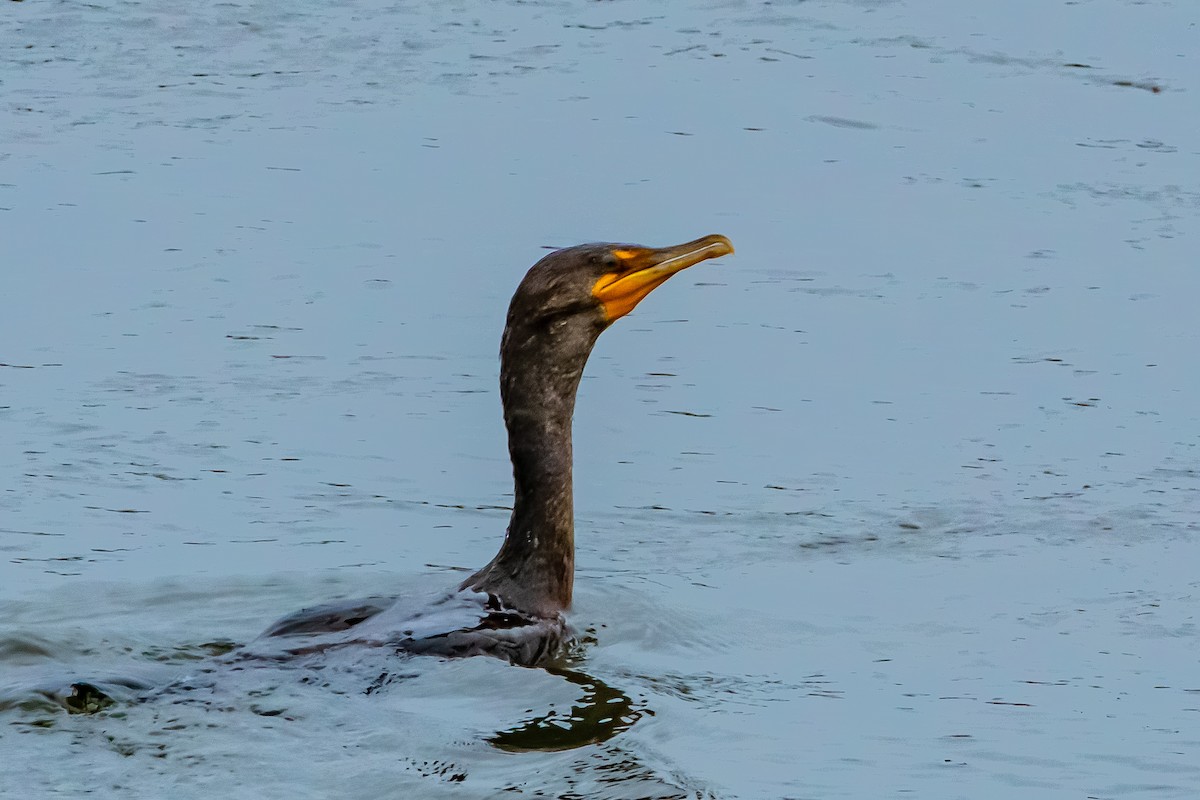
2;1;1198;797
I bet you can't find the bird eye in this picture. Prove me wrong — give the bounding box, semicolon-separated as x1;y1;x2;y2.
600;253;619;269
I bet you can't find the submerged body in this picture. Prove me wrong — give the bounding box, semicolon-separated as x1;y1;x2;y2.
258;235;734;666
254;588;567;667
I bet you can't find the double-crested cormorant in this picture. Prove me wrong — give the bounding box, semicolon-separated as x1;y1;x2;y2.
256;234;734;666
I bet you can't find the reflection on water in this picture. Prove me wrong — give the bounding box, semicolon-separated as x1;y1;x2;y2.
489;666;645;753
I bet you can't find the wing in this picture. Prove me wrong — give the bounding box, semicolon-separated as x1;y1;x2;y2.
257;596;394;637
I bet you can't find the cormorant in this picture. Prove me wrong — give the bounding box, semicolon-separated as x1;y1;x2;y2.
256;234;734;666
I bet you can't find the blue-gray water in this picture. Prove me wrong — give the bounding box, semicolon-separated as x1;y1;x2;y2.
2;1;1198;797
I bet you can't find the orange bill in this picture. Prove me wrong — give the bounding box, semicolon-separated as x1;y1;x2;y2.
591;234;734;322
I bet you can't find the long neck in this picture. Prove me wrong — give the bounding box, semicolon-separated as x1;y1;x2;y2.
462;319;598;617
